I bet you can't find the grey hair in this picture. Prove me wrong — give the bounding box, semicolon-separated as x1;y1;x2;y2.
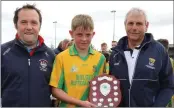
124;7;148;25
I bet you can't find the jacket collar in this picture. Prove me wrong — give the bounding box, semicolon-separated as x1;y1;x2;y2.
15;33;44;47
14;33;47;53
112;33;154;52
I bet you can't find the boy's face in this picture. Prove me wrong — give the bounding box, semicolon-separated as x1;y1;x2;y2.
69;26;95;51
101;44;107;52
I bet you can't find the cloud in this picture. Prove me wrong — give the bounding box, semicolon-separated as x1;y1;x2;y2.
89;10;126;23
2;12;13;21
1;1;173;48
149;13;173;26
90;9;173;27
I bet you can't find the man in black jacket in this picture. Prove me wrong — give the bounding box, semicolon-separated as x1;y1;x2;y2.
109;7;174;107
1;4;55;107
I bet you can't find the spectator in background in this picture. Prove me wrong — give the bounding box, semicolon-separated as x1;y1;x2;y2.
157;39;174;71
157;39;169;51
100;42;109;53
109;40;118;53
157;38;174;107
54;39;70;55
111;40;117;48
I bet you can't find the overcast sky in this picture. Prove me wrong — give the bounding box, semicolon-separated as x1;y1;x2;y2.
1;1;173;50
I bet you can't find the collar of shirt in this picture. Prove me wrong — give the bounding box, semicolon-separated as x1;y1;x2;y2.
124;36;147;51
19;40;40;53
69;44;95;56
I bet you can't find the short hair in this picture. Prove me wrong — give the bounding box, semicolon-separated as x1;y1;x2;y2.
124;7;148;25
62;39;70;44
112;40;117;43
157;39;169;50
101;42;107;47
13;4;42;27
71;14;94;31
58;41;63;48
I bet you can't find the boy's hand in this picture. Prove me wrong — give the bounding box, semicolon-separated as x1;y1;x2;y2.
80;101;97;107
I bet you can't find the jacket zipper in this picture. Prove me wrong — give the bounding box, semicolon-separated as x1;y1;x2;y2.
128;41;151;107
114;50;130;106
128;50;141;107
28;58;30;106
115;41;151;107
28;59;30;66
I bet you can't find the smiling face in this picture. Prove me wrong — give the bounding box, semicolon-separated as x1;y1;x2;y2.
69;26;95;51
15;9;40;46
125;12;149;43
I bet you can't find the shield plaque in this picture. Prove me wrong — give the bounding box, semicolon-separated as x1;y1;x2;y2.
89;74;122;107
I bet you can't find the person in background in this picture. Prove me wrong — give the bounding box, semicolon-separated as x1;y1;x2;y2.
49;14;106;107
100;42;109;53
1;4;55;107
111;40;117;48
109;7;174;107
54;39;70;55
157;39;174;71
109;40;117;53
157;38;174;107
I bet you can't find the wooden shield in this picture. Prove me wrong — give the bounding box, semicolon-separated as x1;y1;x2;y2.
89;74;122;107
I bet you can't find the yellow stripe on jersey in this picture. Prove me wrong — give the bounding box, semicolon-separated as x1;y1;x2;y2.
105;62;109;74
49;44;106;107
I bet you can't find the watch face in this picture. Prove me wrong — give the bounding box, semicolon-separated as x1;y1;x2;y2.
89;74;122;107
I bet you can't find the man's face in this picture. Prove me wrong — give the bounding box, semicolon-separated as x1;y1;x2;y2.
101;44;107;52
69;26;95;50
15;9;40;46
112;42;117;48
125;13;148;42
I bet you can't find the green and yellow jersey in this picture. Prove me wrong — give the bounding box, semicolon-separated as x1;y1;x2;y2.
49;44;106;107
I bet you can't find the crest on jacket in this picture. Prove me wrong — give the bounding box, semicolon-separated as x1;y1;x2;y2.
146;58;156;69
39;59;48;71
149;58;155;66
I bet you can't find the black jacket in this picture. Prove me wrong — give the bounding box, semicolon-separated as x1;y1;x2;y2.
1;37;55;107
109;33;174;107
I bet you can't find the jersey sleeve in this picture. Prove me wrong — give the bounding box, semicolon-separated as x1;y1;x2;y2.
49;54;64;89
